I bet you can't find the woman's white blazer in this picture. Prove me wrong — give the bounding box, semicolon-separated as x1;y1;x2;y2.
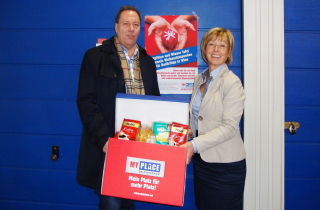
189;65;246;163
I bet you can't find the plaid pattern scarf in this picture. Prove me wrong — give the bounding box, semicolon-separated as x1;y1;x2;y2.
114;37;145;95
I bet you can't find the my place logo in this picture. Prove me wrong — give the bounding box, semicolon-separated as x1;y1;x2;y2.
126;157;165;178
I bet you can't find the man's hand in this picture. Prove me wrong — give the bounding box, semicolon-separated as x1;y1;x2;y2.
102;140;109;153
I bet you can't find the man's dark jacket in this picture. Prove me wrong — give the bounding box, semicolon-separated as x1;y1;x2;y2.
76;36;160;192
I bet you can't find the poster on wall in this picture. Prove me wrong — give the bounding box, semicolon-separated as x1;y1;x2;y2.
145;15;198;94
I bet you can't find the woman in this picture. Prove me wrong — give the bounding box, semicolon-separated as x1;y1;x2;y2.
180;27;246;210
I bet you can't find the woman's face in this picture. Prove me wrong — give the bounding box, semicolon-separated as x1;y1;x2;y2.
205;37;230;71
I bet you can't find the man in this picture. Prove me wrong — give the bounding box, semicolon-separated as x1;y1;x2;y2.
76;5;160;210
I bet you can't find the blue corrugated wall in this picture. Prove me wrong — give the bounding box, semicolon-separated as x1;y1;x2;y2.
284;0;320;210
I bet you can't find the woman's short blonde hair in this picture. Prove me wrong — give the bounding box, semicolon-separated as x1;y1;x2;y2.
200;27;234;65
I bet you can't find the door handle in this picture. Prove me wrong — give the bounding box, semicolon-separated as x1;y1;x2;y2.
284;122;300;134
51;145;59;161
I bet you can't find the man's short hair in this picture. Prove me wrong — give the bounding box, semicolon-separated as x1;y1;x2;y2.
115;5;141;24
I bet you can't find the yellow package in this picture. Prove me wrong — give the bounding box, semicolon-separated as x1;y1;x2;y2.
138;125;154;143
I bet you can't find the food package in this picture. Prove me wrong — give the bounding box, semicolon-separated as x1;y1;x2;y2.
161;28;178;50
138;125;154;143
118;118;141;141
169;122;189;146
152;122;170;145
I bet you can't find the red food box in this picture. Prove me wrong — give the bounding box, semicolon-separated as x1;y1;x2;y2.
161;28;178;50
101;138;187;206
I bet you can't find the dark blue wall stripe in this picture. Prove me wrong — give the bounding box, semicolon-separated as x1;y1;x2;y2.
285;32;320;69
0;100;81;135
285;0;320;31
0;65;79;100
285;70;320;106
285;179;320;210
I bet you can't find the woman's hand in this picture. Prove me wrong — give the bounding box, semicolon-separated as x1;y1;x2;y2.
187;128;193;140
180;141;194;164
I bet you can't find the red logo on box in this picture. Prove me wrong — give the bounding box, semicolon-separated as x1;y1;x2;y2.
126;157;165;178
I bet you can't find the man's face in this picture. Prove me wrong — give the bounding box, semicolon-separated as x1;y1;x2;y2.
115;10;140;50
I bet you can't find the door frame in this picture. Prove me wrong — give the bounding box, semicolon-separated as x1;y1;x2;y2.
243;0;284;209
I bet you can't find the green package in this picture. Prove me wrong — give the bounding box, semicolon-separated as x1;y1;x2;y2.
152;122;169;145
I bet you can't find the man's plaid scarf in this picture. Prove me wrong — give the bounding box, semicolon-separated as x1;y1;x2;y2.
114;36;145;95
